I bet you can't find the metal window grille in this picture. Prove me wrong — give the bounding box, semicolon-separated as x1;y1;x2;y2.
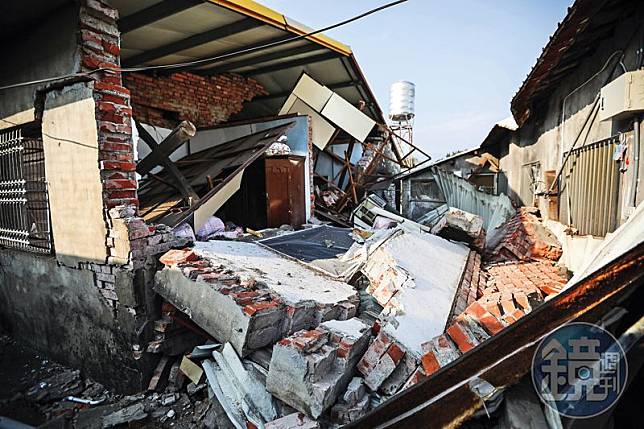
0;126;52;254
559;135;620;237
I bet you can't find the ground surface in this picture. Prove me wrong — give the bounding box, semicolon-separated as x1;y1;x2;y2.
0;333;224;428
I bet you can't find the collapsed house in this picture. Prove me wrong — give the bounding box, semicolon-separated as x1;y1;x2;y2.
0;0;642;428
0;0;427;393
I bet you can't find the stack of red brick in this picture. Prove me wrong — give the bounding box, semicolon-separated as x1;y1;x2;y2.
357;330;407;391
124;71;267;129
449;251;485;321
486;207;563;262
160;249;283;318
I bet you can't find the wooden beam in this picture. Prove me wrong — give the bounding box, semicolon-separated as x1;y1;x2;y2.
136;121;196;175
337;138;355;192
241;52;342;77
135;120;200;203
122;19;263;67
198;44;324;76
118;0;202;34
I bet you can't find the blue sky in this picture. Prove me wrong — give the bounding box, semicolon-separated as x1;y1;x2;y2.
259;0;572;158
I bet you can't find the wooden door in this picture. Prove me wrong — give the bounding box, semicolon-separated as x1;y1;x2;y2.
265;156;306;227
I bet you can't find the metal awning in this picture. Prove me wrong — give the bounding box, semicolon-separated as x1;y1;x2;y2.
110;0;384;122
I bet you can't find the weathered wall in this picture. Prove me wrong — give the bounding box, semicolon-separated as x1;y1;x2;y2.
0;250;144;392
501;14;644;218
42;85;109;265
0;0;179;393
0;2;80;126
123;71;267;129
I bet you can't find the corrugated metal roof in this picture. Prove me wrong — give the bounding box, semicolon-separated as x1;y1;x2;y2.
111;0;384;121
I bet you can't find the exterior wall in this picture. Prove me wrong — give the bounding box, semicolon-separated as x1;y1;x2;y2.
0;0;188;392
42;85;109;265
0;3;80;126
123;71;267;129
501;13;644;230
0;250;143;392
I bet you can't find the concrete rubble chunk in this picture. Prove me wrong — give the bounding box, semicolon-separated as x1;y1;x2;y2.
379;352;418;395
265;413;320;429
266;318;371;418
430;207;486;251
213;343;278;423
330;377;371;424
155;241;358;357
102;402;147;428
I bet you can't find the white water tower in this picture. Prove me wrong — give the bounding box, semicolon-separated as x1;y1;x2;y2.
388;81;416;165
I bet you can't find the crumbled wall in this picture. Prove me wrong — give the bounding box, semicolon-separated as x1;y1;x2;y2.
123;72;267;129
79;0;138;210
1;0;190;393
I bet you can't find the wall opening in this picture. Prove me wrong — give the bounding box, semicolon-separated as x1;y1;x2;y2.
0;122;53;254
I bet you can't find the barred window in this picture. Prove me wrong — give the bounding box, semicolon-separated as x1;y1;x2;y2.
0;124;53;254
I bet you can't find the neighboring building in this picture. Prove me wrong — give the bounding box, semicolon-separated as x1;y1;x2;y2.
397;118;516;221
0;0;386;391
505;0;643;238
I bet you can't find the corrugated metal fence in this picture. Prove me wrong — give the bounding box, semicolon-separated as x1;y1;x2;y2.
433;168;516;241
560;135;620;237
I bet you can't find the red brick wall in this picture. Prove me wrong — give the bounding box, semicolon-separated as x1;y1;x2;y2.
123;72;267;129
79;0;138;210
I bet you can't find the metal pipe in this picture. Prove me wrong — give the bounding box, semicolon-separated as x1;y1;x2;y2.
632;116;641;206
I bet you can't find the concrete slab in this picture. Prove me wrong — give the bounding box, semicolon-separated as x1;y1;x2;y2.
155;241;359;357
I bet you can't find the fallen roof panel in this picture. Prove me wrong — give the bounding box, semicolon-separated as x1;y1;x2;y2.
138;122;293;229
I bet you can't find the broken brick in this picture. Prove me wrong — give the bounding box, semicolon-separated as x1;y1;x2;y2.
159;249;197;266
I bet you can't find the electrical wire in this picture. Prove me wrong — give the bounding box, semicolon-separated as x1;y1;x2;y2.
0;0;407;92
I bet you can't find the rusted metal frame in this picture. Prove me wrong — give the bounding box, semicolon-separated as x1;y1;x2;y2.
169;122;295;228
313;172;350;195
335;132;392;212
337;138;355;192
386;125;432;161
336;134;392;211
313;202;352;227
135;120;200;203
349;243;644;429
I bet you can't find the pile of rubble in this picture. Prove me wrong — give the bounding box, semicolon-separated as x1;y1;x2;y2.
133;203;569;428
1;204;569;428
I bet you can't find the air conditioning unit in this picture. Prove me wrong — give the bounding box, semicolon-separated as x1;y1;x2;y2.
599;70;644;122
